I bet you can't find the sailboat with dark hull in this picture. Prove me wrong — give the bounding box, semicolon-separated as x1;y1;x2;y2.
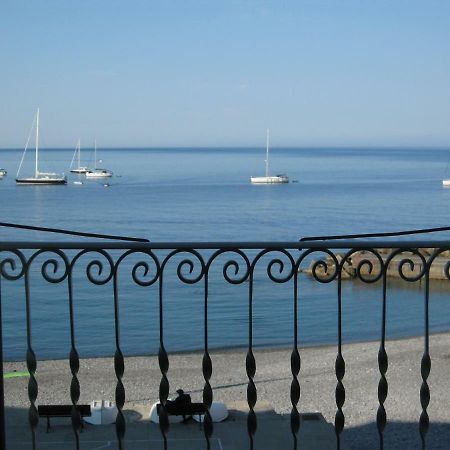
16;109;67;185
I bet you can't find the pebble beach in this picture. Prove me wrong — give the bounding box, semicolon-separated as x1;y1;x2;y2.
4;332;450;449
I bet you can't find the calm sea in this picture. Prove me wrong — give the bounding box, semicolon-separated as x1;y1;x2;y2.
1;146;450;360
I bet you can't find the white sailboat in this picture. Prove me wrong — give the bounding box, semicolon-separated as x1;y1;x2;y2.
16;109;67;185
70;139;89;174
0;169;6;177
85;140;112;178
250;129;289;184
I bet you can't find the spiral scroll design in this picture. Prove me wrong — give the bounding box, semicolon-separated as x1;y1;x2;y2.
300;248;339;284
115;249;160;287
347;248;384;284
160;249;205;285
265;250;296;284
71;249;115;285
0;250;26;281
216;249;251;285
391;249;427;283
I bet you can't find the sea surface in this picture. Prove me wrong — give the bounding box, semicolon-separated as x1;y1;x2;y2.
1;146;450;360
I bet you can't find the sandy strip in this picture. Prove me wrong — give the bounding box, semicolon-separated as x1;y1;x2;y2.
4;333;450;449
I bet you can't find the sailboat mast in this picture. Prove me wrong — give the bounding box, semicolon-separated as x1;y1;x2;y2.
94;139;97;170
265;128;269;178
78;139;81;169
35;108;40;176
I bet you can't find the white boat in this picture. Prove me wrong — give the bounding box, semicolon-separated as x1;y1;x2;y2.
85;140;112;178
70;139;89;174
0;169;6;177
16;109;67;185
250;129;289;184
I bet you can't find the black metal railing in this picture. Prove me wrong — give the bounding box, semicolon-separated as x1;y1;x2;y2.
1;240;449;450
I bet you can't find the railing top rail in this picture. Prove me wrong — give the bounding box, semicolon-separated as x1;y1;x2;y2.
1;240;450;250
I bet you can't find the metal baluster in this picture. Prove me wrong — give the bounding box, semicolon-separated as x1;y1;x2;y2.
290;272;300;449
202;272;213;449
24;268;38;450
158;272;169;450
419;269;431;449
334;273;345;450
246;272;257;450
0;277;6;450
376;269;388;449
67;268;82;449
113;270;126;449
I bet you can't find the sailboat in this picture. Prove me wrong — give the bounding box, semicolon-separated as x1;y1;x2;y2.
85;140;112;178
0;169;6;177
250;129;289;184
16;109;67;185
70;139;89;174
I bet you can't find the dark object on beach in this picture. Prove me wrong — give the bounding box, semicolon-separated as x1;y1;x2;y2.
158;389;206;423
38;404;91;433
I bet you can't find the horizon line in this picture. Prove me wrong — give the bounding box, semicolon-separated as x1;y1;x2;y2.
1;144;450;151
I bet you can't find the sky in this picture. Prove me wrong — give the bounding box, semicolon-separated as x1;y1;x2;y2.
0;0;449;148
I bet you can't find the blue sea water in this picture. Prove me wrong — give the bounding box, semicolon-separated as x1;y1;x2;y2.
1;146;450;360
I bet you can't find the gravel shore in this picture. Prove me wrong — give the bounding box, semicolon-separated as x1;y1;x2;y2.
4;333;450;449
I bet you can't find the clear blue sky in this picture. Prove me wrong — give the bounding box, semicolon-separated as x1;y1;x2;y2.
1;0;449;147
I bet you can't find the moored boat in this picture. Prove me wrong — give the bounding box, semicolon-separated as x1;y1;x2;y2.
70;139;89;174
85;140;112;178
16;109;67;185
250;129;289;184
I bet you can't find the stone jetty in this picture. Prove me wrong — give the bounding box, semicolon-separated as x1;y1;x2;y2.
301;248;450;281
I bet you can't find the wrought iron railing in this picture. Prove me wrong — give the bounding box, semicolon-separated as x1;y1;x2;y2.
1;239;450;450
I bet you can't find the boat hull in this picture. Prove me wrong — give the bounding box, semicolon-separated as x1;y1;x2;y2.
86;170;113;178
250;176;289;184
70;168;89;174
16;177;67;185
443;180;450;187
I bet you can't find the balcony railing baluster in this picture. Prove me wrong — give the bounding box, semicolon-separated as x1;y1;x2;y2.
158;269;169;450
334;271;345;450
246;271;257;450
202;270;213;450
113;269;126;449
376;269;388;450
420;267;431;450
67;267;82;449
290;272;300;450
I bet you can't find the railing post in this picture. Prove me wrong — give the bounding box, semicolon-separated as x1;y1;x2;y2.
0;280;6;450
